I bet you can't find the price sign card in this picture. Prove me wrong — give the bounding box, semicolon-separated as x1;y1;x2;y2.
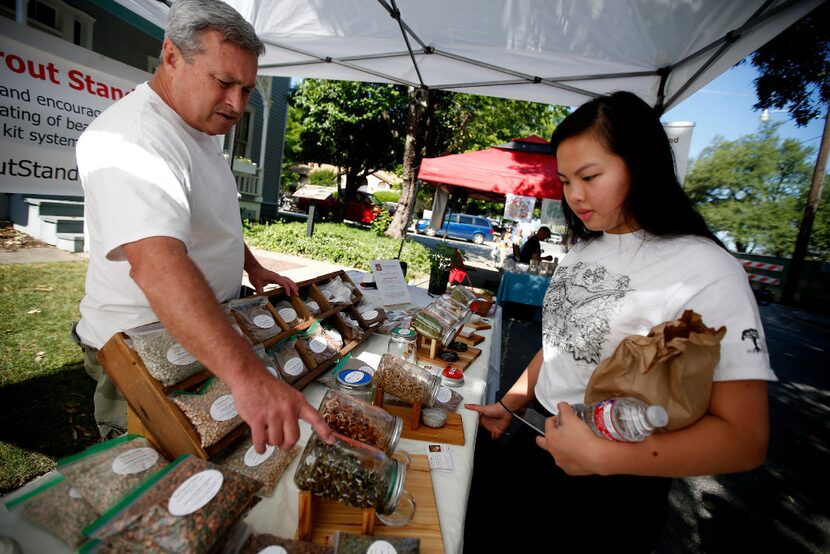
370;259;411;306
425;444;454;471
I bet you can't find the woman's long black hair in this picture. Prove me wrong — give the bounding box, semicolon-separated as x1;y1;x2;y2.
550;91;724;248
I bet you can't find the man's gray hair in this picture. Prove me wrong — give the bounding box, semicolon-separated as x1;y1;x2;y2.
164;0;265;61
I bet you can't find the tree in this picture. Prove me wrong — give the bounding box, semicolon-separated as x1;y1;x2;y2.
291;80;407;203
685;122;814;255
748;2;830;303
385;91;568;238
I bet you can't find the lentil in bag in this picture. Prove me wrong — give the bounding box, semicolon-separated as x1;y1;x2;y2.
170;377;242;448
295;322;338;367
241;533;332;554
333;531;419;554
58;434;168;514
216;437;300;497
267;337;309;384
229;296;282;344
125;322;206;387
274;299;303;328
83;455;260;554
4;474;97;548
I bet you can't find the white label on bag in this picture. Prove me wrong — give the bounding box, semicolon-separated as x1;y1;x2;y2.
258;547;289;554
437;386;452;404
367;541;397;554
167;469;223;516
266;366;280;379
210;394;238;421
283;357;304;376
244;444;276;467
166;344;197;366
278;307;297;322
309;336;328;354
112;447;159;475
362;309;379;320
253;314;275;329
68;487;83;499
306;301;320;313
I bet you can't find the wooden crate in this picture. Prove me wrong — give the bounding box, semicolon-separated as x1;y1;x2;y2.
96;270;374;461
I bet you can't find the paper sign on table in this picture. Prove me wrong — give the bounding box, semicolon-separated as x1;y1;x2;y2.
370;259;412;306
425;444;453;471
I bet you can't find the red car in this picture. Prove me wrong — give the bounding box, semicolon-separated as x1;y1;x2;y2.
294;186;390;224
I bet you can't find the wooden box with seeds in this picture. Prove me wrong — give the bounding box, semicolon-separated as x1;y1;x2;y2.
96;270;377;463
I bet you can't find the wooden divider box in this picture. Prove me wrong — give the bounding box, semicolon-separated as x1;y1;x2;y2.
97;270;373;461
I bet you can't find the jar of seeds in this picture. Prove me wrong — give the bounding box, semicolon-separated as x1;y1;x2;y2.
387;327;418;364
436;294;472;324
293;432;407;515
334;367;375;403
318;390;402;454
374;353;442;407
450;284;485;311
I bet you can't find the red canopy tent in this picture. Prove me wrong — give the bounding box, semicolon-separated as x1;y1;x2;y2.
417;135;563;200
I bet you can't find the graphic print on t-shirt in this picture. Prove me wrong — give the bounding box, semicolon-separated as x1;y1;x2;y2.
542;261;632;363
740;328;765;353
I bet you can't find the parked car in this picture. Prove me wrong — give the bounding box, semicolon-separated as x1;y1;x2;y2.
548;232;563;244
415;213;494;244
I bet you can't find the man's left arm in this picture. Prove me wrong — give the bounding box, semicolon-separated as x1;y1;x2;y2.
244;245;299;296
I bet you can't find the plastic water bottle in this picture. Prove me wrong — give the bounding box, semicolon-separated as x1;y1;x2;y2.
571;397;669;442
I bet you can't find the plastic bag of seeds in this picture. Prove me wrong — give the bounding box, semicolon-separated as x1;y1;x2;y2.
267;337;308;384
294;323;339;367
358;306;386;327
324;325;345;349
241;533;332;554
302;295;323;316
58;435;168;515
317;354;375;388
229;296;281;344
170;377;242;448
317;276;351;306
216;436;300;496
4;473;98;548
273;299;303;328
125;322;206;387
83;455;261;554
333;531;419;554
337;312;364;342
253;344;282;381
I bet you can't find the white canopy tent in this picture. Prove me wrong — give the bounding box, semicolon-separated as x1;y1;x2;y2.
113;0;820;111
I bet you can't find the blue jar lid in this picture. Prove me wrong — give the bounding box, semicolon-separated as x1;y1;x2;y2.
336;368;373;389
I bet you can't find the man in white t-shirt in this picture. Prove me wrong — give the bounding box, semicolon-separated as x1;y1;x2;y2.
74;0;333;451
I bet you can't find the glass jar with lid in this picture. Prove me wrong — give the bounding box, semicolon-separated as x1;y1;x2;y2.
294;431;412;519
334;367;374;403
450;285;485;312
318;389;402;454
374;353;442;407
387;327;418;364
436;294;472;325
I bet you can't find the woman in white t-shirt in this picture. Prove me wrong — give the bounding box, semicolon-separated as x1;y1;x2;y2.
465;91;774;551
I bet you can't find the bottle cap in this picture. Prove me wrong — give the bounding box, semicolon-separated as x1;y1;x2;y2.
441;366;464;387
335;368;373;390
646;405;669;428
391;327;416;340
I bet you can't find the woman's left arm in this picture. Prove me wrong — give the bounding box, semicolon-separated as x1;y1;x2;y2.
537;379;769;477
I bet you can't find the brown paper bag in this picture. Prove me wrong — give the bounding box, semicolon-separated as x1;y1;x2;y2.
584;310;726;431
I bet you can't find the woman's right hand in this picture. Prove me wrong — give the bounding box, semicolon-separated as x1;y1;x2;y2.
465;402;513;439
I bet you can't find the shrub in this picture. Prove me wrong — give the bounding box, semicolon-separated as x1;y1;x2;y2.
373;190;401;203
308;169;338;186
244;221;431;278
370;209;393;236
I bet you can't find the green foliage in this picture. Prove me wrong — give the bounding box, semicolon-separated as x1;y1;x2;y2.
308;169;338;186
748;2;829;126
429;242;464;272
291;80;407;198
810;175;830;262
373;190;401;203
244;221;431;277
429;92;569;155
685;123;815;255
370;208;394;237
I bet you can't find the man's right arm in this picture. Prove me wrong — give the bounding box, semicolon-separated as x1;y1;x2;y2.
122;236;333;452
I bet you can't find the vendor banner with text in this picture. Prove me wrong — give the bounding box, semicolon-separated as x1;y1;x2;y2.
0;18;149;194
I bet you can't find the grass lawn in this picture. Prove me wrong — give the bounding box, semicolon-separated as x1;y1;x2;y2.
0;261;98;494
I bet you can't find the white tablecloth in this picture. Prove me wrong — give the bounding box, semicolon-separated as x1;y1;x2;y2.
0;279;502;554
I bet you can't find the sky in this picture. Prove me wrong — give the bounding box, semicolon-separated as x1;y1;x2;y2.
662;60;827;167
